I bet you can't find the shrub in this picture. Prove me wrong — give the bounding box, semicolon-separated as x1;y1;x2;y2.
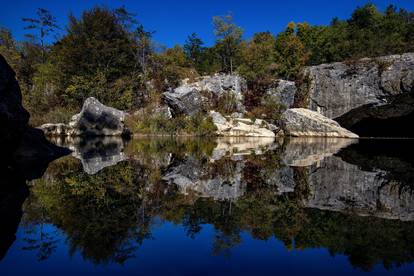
126;107;217;136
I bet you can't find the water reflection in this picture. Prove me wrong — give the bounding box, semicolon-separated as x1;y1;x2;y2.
4;137;414;273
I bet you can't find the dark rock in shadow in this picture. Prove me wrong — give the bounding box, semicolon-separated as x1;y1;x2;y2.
0;54;70;261
0;167;29;261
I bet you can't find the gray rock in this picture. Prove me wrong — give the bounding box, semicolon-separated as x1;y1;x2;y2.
69;97;127;136
40;98;129;137
163;86;205;116
281;108;359;138
210;111;276;137
266;79;297;110
39;123;72;136
0;54;69;174
298;53;414;129
163;74;247;116
0;55;30;156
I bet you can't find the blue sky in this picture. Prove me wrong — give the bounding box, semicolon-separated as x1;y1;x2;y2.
1;0;413;47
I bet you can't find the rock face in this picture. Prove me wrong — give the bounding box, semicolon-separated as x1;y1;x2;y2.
69;97;127;136
0;54;69;174
210;111;277;137
163;74;247;116
266;79;297;110
163;86;205;116
40;97;129;137
281;108;359;138
297;53;414;130
0;54;68;261
0;55;30;156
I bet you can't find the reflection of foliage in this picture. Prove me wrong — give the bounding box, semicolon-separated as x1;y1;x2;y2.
21;225;59;261
27;160;152;264
294;209;414;271
23;138;414;270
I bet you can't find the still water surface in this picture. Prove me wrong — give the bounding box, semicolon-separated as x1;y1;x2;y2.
1;137;414;275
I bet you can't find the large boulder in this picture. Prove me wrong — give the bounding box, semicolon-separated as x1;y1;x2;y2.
40;97;129;137
163;86;204;116
0;54;68;173
0;55;30;156
69;97;127;136
296;53;414;130
281;108;359;138
163;74;247;116
210;111;277;137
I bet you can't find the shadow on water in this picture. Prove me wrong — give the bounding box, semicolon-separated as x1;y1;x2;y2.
2;136;414;273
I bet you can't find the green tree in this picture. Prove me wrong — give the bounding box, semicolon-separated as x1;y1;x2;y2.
183;33;204;72
133;24;154;75
237;32;277;82
54;7;135;84
0;28;21;72
275;22;309;80
213;14;243;74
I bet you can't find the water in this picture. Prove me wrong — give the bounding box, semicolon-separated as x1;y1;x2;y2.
1;137;414;275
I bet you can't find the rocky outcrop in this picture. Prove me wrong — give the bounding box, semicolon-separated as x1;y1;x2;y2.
163;74;247;116
210;111;277;137
281;108;359;138
162;86;204;116
297;53;414;131
40;97;129;137
0;55;69;260
0;55;30;157
266;79;297;110
69;97;127;136
0;54;69;175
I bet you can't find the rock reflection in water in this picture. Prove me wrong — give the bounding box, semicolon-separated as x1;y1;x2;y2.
16;137;414;271
52;136;128;175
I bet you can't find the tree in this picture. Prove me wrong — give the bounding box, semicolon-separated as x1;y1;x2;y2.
275;22;309;80
237;32;277;82
54;7;135;84
133;24;154;75
22;8;58;63
151;45;197;90
183;33;204;72
213;14;243;74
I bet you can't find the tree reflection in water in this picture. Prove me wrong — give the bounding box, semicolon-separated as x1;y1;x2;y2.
18;137;414;270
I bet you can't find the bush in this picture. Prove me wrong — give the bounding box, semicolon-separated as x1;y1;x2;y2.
29;106;77;127
126;106;217;136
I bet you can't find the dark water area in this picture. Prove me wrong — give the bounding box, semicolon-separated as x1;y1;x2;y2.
1;136;414;275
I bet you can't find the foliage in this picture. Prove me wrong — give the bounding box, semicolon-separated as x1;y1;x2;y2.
274;22;309;80
151;45;198;91
213;14;244;73
237;32;278;82
126;106;217;136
